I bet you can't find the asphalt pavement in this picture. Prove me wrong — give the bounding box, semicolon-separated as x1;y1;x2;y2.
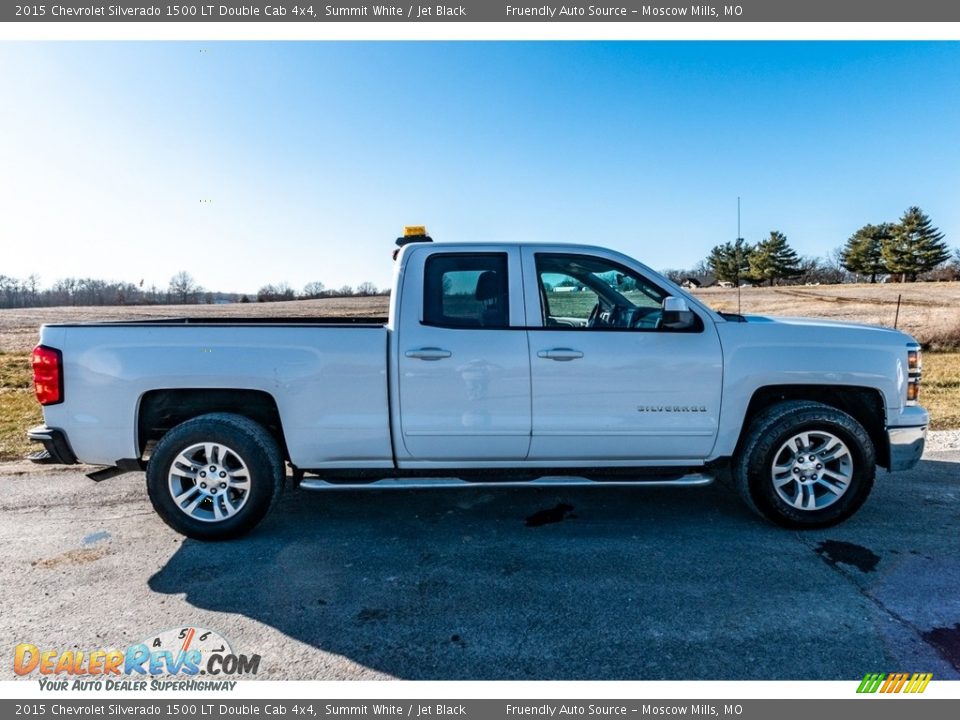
1;450;958;681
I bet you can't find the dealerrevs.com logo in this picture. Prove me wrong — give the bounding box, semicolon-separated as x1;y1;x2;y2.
856;672;933;694
14;627;260;691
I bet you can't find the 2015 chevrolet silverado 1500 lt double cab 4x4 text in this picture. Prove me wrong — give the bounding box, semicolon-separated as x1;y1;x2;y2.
27;231;928;539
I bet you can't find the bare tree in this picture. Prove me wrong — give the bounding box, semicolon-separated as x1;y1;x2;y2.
355;281;378;296
25;274;40;304
257;284;276;302
0;275;22;308
168;271;202;304
302;281;326;299
257;282;295;302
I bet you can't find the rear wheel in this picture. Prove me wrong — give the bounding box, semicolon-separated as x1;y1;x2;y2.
734;401;876;528
146;413;284;540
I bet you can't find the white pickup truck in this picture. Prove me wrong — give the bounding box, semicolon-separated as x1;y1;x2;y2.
29;233;927;539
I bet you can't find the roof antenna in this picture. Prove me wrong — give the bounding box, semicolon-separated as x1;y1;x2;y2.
737;196;742;318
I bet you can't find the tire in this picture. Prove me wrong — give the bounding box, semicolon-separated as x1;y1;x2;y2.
146;413;284;540
733;400;876;528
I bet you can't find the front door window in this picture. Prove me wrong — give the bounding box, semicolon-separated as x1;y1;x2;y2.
536;254;670;330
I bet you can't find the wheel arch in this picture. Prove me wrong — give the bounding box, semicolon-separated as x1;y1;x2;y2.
738;385;889;469
137;388;288;462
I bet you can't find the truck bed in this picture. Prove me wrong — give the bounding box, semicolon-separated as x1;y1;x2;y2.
37;322;393;468
43;316;388;327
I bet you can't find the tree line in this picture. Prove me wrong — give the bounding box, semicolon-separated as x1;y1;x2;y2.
1;207;955;308
0;271;388;309
674;206;957;287
258;279;385;303
0;275;213;309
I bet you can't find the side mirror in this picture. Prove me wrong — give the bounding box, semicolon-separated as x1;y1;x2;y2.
661;296;695;330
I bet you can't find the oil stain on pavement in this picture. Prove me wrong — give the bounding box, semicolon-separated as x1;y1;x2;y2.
525;503;575;527
922;623;960;672
814;539;881;573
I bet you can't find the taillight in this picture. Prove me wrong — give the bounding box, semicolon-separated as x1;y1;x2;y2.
32;345;63;405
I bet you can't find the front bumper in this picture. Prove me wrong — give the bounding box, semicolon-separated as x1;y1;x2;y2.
27;425;78;465
887;425;926;472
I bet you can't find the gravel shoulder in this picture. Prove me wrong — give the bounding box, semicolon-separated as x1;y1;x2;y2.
926;429;960;452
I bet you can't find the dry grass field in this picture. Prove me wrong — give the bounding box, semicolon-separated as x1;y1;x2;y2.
0;284;957;461
0;296;390;354
697;282;960;350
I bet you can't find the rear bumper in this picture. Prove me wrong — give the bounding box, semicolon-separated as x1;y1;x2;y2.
27;425;78;465
887;425;926;472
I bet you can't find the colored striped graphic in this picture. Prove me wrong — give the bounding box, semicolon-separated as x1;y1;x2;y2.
857;672;932;693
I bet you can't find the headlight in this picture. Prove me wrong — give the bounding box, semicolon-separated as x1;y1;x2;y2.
906;346;922;404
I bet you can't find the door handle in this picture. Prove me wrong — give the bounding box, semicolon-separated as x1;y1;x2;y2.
405;347;452;361
537;348;584;361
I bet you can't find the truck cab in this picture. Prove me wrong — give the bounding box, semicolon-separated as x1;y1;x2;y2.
391;241;723;466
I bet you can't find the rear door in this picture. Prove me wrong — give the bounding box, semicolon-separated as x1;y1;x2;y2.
396;247;531;462
521;247;723;462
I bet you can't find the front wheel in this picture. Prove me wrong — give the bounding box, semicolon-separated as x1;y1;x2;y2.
734;401;876;528
146;413;284;540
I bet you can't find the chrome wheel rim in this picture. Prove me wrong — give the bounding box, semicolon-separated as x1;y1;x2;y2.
167;442;251;523
771;430;853;511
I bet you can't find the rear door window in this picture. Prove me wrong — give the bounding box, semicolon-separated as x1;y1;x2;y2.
423;254;510;329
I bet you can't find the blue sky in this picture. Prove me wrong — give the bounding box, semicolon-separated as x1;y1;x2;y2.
1;41;958;293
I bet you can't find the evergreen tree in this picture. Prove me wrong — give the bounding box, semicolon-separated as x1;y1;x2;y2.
707;238;753;286
841;223;892;283
882;206;950;282
748;231;801;286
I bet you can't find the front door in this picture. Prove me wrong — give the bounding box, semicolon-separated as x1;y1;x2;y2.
523;249;723;462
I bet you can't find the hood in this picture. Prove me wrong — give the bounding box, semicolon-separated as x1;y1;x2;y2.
726;314;919;346
741;315;900;332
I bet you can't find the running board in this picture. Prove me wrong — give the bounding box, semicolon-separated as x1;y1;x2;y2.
298;473;715;492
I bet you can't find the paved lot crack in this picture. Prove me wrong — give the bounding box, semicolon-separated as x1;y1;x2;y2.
794;532;955;673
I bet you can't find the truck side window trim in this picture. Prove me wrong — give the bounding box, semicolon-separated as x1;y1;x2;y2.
532;253;704;333
422;253;512;330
